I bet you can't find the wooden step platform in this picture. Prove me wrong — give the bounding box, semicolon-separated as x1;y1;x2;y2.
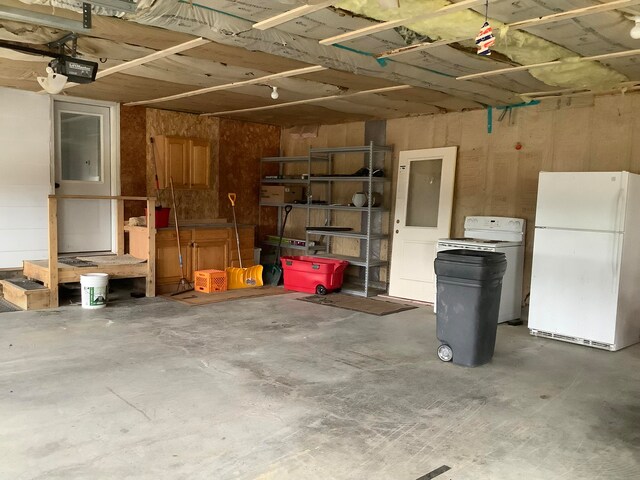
0;279;50;311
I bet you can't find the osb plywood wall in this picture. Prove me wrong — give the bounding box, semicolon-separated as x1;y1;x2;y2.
281;92;640;298
145;108;220;221
280;122;377;259
120;106;147;219
218;118;281;240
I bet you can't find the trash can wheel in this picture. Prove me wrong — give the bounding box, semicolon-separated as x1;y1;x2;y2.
437;344;453;362
315;284;327;295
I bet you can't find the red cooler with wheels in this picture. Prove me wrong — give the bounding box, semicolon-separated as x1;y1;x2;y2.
281;256;349;294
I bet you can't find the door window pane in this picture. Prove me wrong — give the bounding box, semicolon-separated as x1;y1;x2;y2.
406;159;442;227
60;112;102;181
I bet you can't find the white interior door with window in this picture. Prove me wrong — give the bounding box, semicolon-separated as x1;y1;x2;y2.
54;100;113;253
389;147;457;303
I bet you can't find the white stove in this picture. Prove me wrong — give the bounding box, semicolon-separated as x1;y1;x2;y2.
437;216;526;323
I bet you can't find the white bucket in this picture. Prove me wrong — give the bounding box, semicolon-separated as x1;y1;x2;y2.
80;273;109;309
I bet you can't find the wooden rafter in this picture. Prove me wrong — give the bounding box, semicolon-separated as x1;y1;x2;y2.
124;65;327;106
520;81;640;98
252;1;334;31
377;0;640;59
457;48;640;81
58;37;210;92
201;85;412;116
319;0;486;46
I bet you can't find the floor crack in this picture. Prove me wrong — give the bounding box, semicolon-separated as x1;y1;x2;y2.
106;387;152;421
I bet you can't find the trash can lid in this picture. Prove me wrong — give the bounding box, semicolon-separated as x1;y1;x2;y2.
436;249;506;265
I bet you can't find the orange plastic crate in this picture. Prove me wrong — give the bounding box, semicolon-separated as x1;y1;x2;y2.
194;269;227;293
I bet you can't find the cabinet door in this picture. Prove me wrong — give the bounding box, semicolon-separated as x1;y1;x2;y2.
193;240;228;271
193;228;230;271
164;136;190;189
156;230;193;290
190;139;210;189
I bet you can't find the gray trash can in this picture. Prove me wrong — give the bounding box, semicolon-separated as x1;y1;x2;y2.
434;249;507;367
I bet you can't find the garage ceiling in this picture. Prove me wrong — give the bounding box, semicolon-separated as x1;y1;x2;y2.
0;0;639;125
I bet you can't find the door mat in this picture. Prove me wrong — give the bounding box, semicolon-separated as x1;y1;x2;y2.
58;257;97;267
297;293;418;316
0;298;20;313
77;254;146;265
164;285;290;306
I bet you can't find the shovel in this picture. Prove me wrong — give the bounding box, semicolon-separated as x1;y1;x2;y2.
225;193;264;289
263;205;293;286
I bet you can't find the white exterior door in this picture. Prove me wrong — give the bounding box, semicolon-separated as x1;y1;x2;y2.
54;101;112;253
389;147;457;302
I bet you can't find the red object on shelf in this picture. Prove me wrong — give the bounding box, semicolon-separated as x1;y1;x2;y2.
145;207;171;228
281;256;349;294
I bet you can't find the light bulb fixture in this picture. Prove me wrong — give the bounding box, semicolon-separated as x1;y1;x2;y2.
37;65;68;94
270;86;279;100
630;16;640;39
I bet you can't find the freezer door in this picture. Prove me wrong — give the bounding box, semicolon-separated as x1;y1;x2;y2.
529;228;622;344
535;172;626;231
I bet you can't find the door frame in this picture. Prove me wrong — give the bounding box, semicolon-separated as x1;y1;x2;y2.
50;95;121;253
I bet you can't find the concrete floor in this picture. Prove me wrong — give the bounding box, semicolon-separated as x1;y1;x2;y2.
1;290;639;480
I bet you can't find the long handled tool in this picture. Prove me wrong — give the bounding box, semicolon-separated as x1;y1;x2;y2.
225;193;263;289
169;177;193;295
263;205;293;286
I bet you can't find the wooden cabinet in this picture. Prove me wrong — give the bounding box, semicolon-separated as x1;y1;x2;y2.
156;230;193;288
133;225;255;294
192;229;229;272
190;139;211;189
155;136;211;190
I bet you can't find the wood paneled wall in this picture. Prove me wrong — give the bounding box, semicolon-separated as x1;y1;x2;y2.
145;108;220;221
120;108;281;246
281;92;640;297
120;106;147;219
218;118;281;241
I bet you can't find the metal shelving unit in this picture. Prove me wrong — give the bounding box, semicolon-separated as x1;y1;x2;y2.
259;143;392;297
305;142;392;297
259;155;325;255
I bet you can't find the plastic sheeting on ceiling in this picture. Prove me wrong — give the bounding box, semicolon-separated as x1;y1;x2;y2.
16;0;640;104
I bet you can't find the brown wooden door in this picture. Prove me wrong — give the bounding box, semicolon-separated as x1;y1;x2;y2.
190;139;210;189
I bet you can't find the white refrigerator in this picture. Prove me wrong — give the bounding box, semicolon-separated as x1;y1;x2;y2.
529;171;640;351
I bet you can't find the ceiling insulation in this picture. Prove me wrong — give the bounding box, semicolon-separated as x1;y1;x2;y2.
0;0;636;125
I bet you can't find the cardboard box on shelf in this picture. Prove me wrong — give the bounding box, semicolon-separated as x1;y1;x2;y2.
261;186;304;204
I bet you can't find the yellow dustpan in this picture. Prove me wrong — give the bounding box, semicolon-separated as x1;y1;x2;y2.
226;193;263;289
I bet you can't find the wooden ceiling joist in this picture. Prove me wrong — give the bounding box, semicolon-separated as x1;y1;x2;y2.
124;65;327;106
520;81;640;99
201;85;412;116
58;37;209;92
319;0;486;46
457;48;640;81
252;1;334;31
376;0;640;59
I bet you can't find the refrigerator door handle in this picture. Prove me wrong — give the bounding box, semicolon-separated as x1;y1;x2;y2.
615;187;625;233
612;188;624;289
